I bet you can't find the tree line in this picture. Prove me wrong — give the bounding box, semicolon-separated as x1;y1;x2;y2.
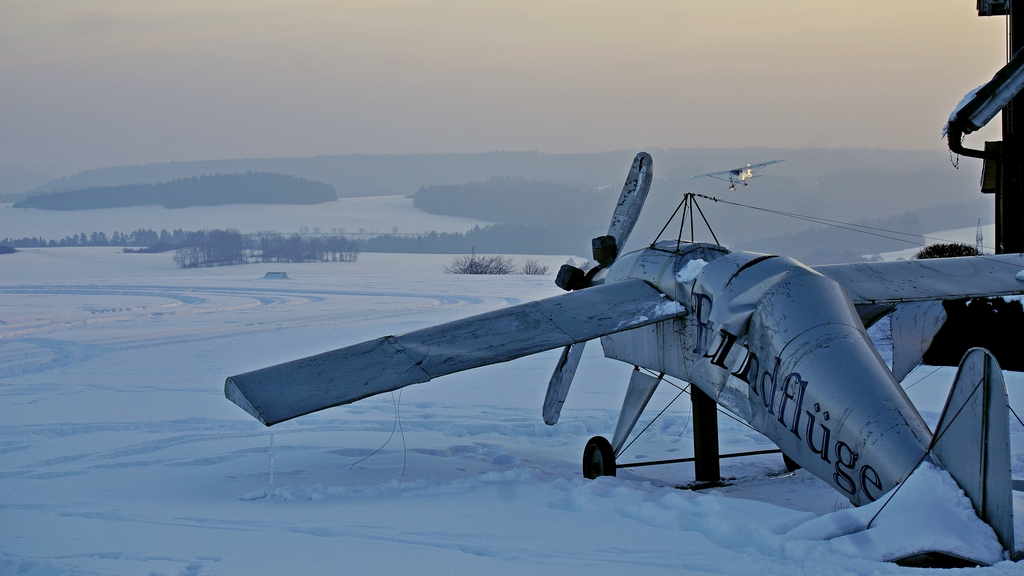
3;222;595;264
174;230;360;268
2;228;187;248
14;172;336;210
1;228;360;268
358;223;597;255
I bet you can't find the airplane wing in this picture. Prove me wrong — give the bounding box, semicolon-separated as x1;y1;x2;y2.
814;253;1024;313
816;253;1024;380
691;160;783;181
225;278;684;426
690;169;736;182
747;159;784;173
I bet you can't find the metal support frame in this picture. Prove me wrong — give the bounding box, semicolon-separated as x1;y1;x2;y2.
615;448;781;470
611;380;783;477
603;366;795;481
650;192;720;248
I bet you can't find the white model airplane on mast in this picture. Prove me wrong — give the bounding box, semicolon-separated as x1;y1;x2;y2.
226;153;1022;565
691;160;784;190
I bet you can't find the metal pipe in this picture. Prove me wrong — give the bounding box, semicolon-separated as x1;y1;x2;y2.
615;448;782;469
947;122;1001;160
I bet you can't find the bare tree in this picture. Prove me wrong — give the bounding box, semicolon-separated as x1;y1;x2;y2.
443;251;516;274
173;244;204;268
519;259;549;275
172;229;244;267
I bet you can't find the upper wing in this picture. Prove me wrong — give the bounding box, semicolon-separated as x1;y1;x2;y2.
814;254;1024;305
226;278;684;425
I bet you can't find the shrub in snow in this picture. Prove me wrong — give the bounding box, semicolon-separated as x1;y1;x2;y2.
915;243;980;259
519;259;549;275
443;252;516;275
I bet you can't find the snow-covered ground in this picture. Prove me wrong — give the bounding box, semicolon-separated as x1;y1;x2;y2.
0;196;492;240
3;247;1024;575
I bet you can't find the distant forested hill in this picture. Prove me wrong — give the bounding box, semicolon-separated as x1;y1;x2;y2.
15;149;983;208
14;172;336;210
15;152;634;200
6;149;994;252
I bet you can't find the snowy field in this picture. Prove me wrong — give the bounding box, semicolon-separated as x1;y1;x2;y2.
878;223;996;261
3;247;1024;575
0;196;492;240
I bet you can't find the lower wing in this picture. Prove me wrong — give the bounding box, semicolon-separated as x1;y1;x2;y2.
226;278;684;425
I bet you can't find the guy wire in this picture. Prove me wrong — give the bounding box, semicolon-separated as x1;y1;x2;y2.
694;194;1022;269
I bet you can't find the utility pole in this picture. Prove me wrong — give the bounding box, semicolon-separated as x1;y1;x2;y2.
1002;4;1024;253
978;1;1024;253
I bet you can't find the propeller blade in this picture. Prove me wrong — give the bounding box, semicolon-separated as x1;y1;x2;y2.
543;342;586;425
606;152;653;254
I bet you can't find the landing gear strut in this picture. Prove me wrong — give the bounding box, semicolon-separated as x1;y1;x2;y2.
582;384;791;481
582;436;616;478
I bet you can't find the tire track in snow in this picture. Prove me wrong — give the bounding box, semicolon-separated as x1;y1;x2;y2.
0;282;522;377
1;284;519;341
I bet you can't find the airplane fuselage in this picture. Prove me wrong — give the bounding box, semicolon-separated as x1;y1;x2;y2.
595;242;932;506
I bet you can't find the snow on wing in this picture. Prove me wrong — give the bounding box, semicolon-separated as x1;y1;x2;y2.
226;278;682;426
814;253;1024;305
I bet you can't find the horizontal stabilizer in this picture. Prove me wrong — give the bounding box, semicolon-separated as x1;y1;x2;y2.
226;279;683;426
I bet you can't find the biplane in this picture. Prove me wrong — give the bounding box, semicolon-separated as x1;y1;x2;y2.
226;153;1023;565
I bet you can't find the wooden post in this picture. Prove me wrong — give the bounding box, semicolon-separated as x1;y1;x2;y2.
1000;6;1024;253
691;386;720;481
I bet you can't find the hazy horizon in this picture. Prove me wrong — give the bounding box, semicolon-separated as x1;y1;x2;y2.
0;0;1011;179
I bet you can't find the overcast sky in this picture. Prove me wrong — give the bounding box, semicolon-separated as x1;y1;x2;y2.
0;1;1010;172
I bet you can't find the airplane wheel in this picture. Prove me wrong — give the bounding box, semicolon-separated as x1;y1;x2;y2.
783;454;801;472
583;436;616;479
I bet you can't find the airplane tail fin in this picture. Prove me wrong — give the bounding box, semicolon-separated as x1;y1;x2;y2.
927;347;1015;553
